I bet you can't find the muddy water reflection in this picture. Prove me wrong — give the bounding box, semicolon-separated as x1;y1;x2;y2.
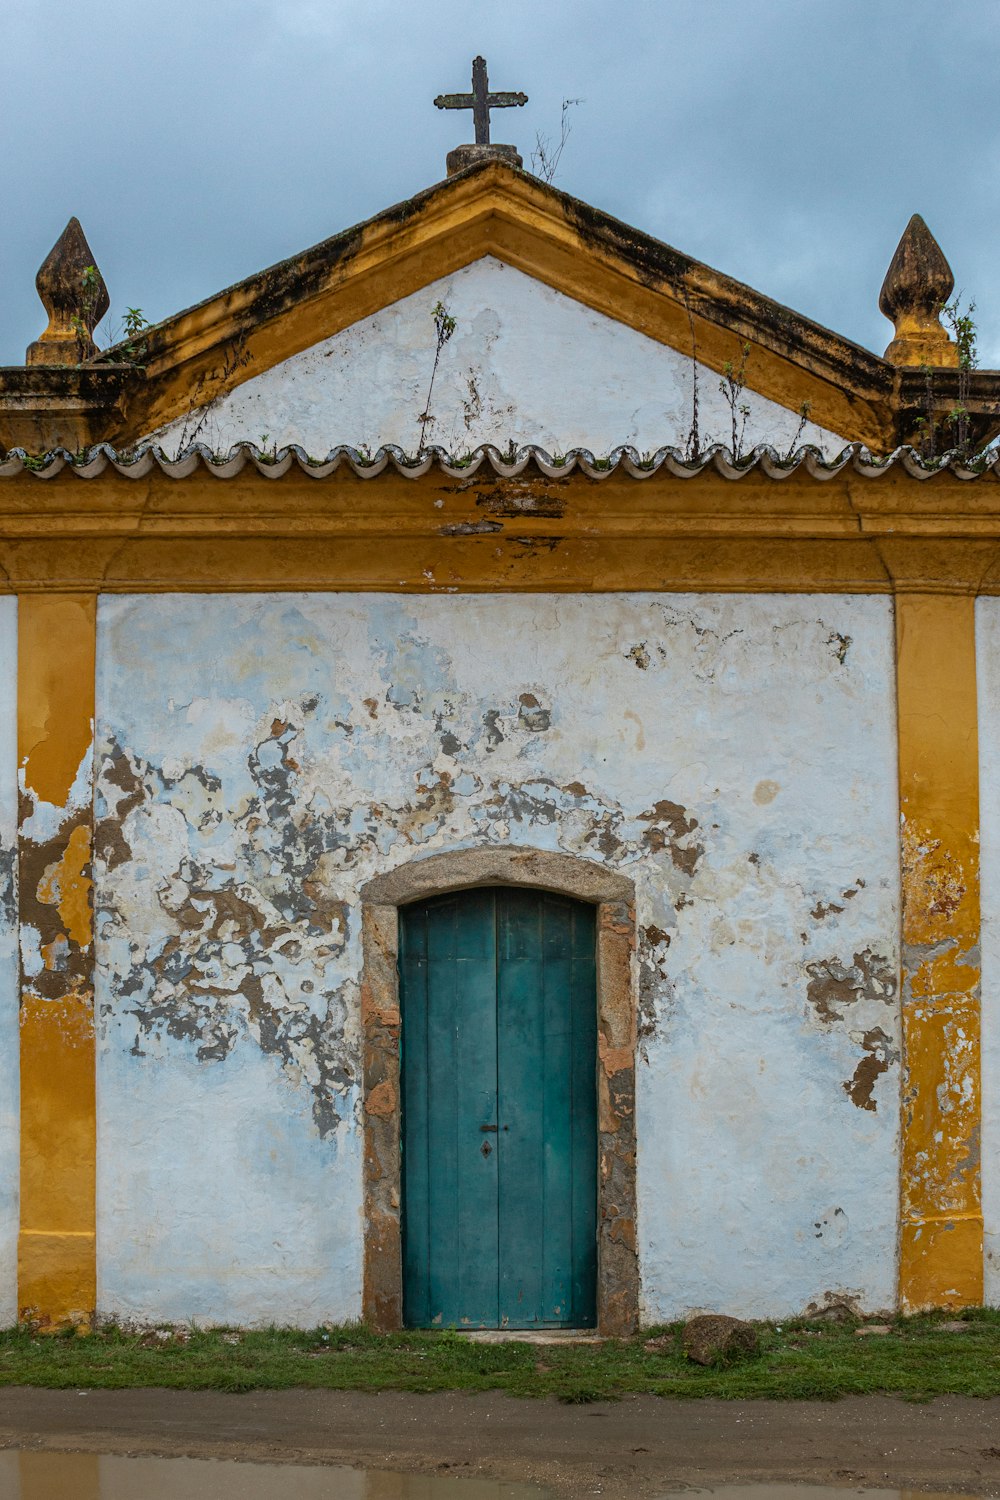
1;1451;547;1498
4;1463;989;1500
669;1491;984;1500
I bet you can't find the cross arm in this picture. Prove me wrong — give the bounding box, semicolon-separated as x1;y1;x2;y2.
434;93;475;110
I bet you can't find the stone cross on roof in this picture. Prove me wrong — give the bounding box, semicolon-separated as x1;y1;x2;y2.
435;56;527;146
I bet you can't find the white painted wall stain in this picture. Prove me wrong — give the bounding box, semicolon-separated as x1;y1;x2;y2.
976;599;1000;1305
0;600;17;1326
146;258;845;460
95;593;898;1325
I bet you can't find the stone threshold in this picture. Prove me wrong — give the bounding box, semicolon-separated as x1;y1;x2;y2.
458;1329;604;1345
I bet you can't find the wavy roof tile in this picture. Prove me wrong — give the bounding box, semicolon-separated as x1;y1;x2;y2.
2;441;998;483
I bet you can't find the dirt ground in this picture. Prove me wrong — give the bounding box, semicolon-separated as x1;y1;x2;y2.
1;1389;1000;1498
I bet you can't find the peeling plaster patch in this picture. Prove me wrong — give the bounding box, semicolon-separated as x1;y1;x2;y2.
482;710;505;752
438;520;502;538
827;632;853;666
898;936;972;1007
638;801;702;875
806;949;897;1024
19;768;93;1009
754;780;780;806
638;931;674;1048
96;732;354;1139
805;949;898;1113
0;599;17;1325
517;694;551;733
477;487;566;520
901;822;967;922
37;822;92;948
803;1289;864;1319
954;1121;981;1182
844;1028;900;1112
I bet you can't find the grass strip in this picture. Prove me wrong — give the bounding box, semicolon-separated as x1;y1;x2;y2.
1;1309;998;1402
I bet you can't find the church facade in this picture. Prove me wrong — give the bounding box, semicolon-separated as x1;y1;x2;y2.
1;137;999;1332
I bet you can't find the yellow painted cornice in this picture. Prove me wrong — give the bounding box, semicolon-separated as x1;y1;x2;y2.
1;461;999;594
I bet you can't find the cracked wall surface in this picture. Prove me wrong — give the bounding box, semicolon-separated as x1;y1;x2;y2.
94;592;898;1324
0;601;16;1324
976;599;1000;1304
146;258;845;460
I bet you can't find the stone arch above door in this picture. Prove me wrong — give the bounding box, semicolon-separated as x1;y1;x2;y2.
360;845;639;1336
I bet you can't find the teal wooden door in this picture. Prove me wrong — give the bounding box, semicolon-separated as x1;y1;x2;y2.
400;886;597;1329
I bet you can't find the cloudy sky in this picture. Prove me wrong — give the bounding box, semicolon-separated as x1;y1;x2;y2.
4;0;999;368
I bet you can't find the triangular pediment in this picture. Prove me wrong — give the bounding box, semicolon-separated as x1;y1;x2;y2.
144;256;849;458
99;161;897;453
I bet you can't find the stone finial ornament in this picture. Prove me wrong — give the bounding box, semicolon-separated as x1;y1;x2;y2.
26;217;109;367
879;214;959;368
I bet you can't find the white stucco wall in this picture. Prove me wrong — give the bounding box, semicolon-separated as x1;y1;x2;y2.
147;257;845;460
95;592;898;1325
976;599;1000;1305
0;599;18;1326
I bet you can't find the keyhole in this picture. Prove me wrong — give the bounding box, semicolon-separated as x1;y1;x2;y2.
481;1140;492;1158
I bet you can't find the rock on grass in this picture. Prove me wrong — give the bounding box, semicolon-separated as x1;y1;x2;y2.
682;1314;759;1367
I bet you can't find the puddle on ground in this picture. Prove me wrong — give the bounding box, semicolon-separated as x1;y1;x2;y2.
2;1462;988;1500
666;1491;984;1500
0;1451;546;1498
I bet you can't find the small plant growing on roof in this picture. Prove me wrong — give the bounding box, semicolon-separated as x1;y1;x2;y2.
912;295;993;462
416;301;458;455
720;343;753;461
530;98;584;185
118;306;150;365
99;304;152;365
682;291;701;461
783;401;812;463
942;295;977;453
69;264;106;349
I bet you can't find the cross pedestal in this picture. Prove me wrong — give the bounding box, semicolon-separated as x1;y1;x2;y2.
447;142;523;177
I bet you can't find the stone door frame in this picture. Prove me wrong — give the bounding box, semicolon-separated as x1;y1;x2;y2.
360;844;639;1337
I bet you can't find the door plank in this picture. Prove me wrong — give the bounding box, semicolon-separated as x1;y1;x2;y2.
497;891;597;1328
567;899;599;1325
402;890;499;1328
497;889;545;1325
399;903;431;1328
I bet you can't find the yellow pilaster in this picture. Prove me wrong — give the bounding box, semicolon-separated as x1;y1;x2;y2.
896;593;983;1310
17;594;96;1325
